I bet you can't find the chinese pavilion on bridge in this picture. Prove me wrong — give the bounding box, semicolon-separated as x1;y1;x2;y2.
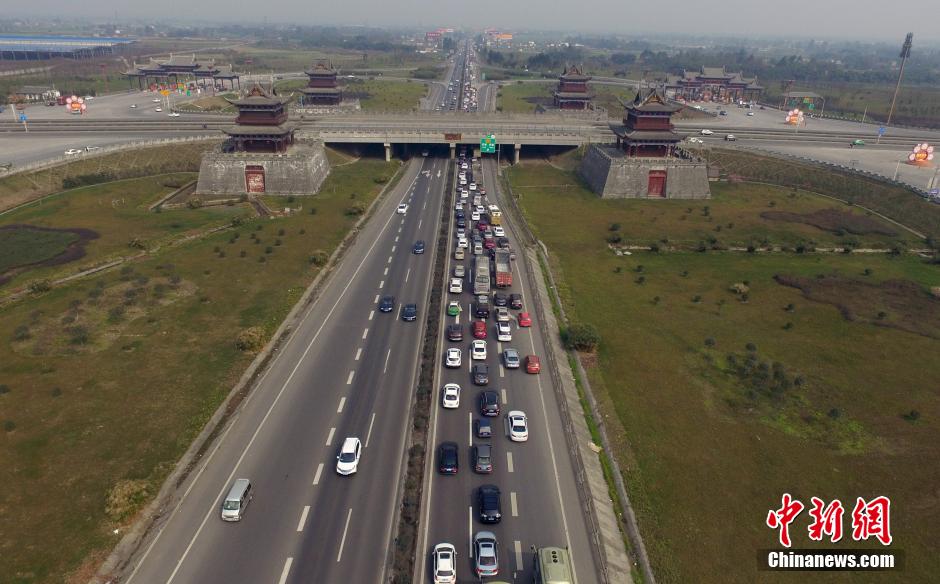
223;84;296;153
611;89;682;158
552;65;592;110
301;60;344;106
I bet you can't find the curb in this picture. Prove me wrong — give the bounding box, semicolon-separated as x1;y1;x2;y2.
93;159;410;583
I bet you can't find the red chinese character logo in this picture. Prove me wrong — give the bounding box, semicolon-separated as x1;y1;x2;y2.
766;493;805;548
851;496;892;545
807;497;845;543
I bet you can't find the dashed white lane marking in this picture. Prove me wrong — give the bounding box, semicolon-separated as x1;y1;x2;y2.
391;245;396;252
378;280;384;289
384;266;389;276
507;451;514;473
468;412;473;446
501;388;507;405
278;557;293;584
394;235;399;243
405;268;411;283
418;219;423;229
384;348;392;374
347;370;355;385
388;256;393;264
369;310;375;321
296;506;310;532
337;397;346;413
499;364;505;378
514;540;523;571
511;491;519;517
326;427;335;446
362;328;369;340
365;413;377;447
355;348;362;361
468;506;474;555
373;294;380;303
336;508;353;562
312;463;324;485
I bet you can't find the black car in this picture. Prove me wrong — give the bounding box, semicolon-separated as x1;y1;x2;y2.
379;295;395;313
455;210;465;220
477;484;502;523
493;293;508;307
509;293;523;310
456;217;467;228
472;363;489;386
447;324;464;342
402;303;418;321
413;240;425;254
474;296;490;319
497;237;510;248
438;442;459;474
479;390;499;416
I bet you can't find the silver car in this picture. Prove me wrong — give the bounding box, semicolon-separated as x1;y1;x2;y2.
503;348;520;369
454;264;466;278
473;531;499;577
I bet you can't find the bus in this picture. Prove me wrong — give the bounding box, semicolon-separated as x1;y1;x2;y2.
473;255;491;296
533;546;575;584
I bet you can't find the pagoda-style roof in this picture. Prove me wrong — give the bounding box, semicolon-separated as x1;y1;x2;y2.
624;89;680;114
301;86;342;95
223;123;297;137
666;67;759;88
559;64;590;82
160;53;198;67
305;60;338;77
226;84;290;107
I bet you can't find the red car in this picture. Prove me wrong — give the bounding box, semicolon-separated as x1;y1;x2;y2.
525;355;541;374
477;222;489;232
472;321;487;339
483;238;496;250
517;312;532;327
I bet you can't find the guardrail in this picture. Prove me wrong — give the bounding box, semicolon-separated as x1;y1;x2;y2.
0;135;219;179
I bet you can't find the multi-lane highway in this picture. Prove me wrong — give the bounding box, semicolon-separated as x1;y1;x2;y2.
125;154;448;584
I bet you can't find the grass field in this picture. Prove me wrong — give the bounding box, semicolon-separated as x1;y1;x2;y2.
508;163;921;250
496;81;635;114
0;227;79;273
509;161;940;583
0;174;244;291
765;82;940;128
0;156;398;583
277;77;427;111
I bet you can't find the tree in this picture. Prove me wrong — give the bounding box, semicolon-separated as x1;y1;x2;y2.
563;322;600;352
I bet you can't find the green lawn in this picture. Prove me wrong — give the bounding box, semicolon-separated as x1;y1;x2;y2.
496;81;635;115
276;77;428;111
0;227;79;273
509;163;921;250
0;174;244;290
0;157;399;583
510;161;940;583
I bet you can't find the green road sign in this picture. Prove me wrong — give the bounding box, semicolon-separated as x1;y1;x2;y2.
480;134;497;154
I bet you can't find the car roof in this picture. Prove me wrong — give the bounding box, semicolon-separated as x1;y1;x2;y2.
508;410;525;418
341;437;360;451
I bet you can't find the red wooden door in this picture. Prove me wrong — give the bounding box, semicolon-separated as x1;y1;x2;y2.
245;165;265;193
648;170;667;197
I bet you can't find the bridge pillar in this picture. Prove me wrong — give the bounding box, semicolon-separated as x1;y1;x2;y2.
513;143;521;164
384;142;391;162
449;143;456;159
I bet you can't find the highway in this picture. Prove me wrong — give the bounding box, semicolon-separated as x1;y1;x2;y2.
124;155;448;584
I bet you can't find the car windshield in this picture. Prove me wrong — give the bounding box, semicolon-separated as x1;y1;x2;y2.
339;452;356;462
222;499;240;510
437;569;453;577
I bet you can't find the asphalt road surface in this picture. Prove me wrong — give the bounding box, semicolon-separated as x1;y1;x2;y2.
124;156;448;584
416;153;602;583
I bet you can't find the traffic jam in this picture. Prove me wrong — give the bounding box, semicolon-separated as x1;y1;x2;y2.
431;147;541;583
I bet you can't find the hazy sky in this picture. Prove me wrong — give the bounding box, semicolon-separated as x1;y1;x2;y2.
8;0;939;43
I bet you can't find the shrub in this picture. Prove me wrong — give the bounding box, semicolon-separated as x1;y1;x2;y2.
562;322;600;351
309;250;329;266
235;327;266;352
649;243;660;253
783;322;794;330
652;296;661;305
299;229;306;235
0;384;9;394
635;265;644;273
692;295;702;303
108;306;126;323
265;246;274;254
12;325;30;341
746;342;758;352
186;198;204;209
635;276;646;284
704;337;716;348
345;203;366;216
258;256;266;263
785;303;795;312
278;228;286;236
3;420;14;433
274;239;283;246
51;387;62;398
231;216;244;227
240;250;247;258
902;410;921;422
613;266;622;273
609;223;621;232
68;326;90;345
128;238;146;250
286;197;295;204
28;280;52;294
730;282;750;295
606;233;622;244
310;207;318;215
863;268;873;276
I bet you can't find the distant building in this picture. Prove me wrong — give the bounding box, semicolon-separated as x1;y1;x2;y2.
579;90;710;199
124;54;240;91
301;60;343;106
553;65;592;110
13;85;60;102
0;35;135;60
664;66;762;103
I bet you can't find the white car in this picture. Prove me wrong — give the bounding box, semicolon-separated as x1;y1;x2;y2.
469;183;477;191
688;137;703;144
700;129;713;135
461;189;469;198
471;339;487;360
64;149;82;156
747;111;755;116
457;237;468;249
492;226;505;237
449;278;463;294
725;134;736;141
455;227;466;238
475;205;486;215
167;112;181;117
495;307;510;322
459;178;467;186
454;264;465;278
445;348;462;368
396;203;408;215
155;107;163;112
496;322;512;342
455;202;463;211
151;98;161;103
508;411;529;442
487;204;499;213
335;437;362;475
442;383;461;408
471;211;481;221
433;543;457;583
84;146;100;152
129;104;138;108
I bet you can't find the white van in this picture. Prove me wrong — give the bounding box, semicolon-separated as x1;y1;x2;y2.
473;242;483;255
221;478;252;522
